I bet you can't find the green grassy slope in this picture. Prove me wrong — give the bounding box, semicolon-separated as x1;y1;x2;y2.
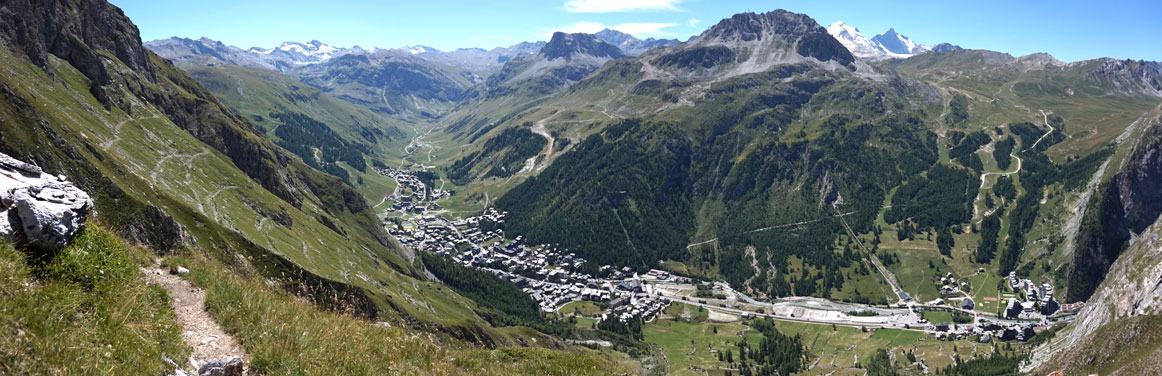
183;64;412;204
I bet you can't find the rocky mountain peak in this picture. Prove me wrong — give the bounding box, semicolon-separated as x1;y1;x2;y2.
692;9;854;67
702;10;820;43
594;29;635;46
929;42;962;52
540;32;625;60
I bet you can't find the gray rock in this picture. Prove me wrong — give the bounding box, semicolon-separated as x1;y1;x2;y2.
197;357;244;376
0;152;93;250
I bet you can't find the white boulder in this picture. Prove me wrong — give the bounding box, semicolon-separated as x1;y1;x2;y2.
0;152;92;250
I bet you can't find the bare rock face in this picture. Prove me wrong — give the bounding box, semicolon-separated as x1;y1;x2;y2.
0;152;92;250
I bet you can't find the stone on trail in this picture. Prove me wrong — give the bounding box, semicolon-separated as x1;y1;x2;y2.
197;357;244;376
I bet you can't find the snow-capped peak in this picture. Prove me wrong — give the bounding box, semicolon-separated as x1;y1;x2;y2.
827;22;957;60
827;21;885;59
274;41;339;58
826;21;860;40
399;45;441;55
872;28;922;55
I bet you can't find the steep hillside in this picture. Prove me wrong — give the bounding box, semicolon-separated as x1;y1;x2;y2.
0;0;598;349
494;67;943;300
182;64;409;198
433;31;633;186
1032;103;1162;374
1065;103;1162;303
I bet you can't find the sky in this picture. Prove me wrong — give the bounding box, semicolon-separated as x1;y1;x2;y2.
111;0;1161;62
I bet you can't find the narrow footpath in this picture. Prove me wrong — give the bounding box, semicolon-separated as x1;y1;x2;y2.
142;261;248;373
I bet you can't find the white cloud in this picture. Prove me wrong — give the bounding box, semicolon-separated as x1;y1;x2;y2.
549;21;608;35
612;22;678;37
563;0;683;13
537;21;678;39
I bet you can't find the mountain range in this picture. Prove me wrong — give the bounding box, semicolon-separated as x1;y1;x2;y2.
146;28;680;76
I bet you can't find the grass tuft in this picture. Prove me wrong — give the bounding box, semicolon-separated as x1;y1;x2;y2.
0;227;187;375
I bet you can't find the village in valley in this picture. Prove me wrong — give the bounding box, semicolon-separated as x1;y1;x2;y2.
380;167;670;324
379;166;1082;345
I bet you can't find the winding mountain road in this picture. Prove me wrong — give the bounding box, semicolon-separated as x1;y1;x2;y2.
972;110;1054;219
1027;110;1056;151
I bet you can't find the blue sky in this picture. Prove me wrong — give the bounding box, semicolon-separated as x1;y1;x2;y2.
112;0;1161;62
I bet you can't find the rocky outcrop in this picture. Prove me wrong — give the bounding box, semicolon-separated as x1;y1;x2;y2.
0;152;92;250
1067;106;1162;303
1084;59;1162;97
1035;105;1162;373
0;0;156;109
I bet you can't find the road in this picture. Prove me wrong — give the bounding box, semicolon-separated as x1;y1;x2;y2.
972;109;1054;219
685;214;851;250
1028;110;1056;151
650;281;924;331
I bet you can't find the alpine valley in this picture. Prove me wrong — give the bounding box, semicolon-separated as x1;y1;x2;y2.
1;1;1160;375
